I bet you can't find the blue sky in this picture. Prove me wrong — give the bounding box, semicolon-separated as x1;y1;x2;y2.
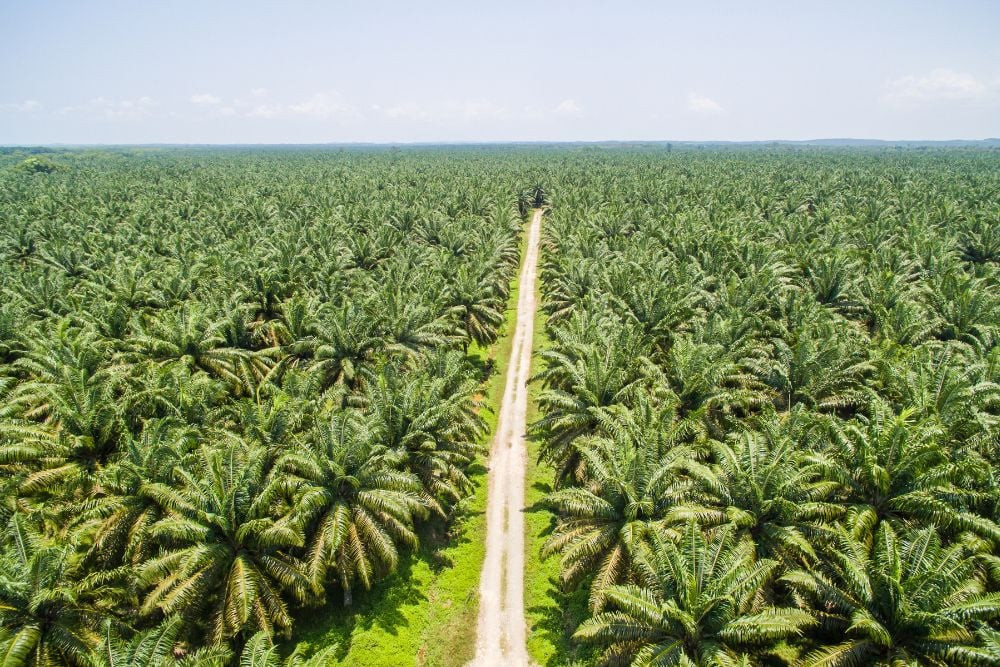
2;1;998;143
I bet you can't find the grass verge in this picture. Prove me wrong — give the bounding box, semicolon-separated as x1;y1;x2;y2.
285;218;527;667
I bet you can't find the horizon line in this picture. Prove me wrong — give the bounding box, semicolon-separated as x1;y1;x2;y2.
4;137;1000;149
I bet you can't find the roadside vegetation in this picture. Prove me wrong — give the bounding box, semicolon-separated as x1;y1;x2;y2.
0;149;530;665
531;151;1000;665
288;222;526;666
1;147;998;666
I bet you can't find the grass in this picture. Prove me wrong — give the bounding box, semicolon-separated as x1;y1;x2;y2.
285;218;527;667
523;216;596;667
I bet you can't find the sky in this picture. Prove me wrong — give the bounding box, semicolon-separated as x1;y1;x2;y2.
2;1;999;144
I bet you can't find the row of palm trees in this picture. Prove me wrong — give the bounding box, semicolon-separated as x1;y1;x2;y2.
0;150;526;665
532;150;1000;665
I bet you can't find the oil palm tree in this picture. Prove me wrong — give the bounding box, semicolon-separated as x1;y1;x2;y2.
275;413;428;605
664;334;769;433
138;442;310;643
128;302;270;395
369;285;453;361
757;319;873;413
443;264;505;351
606;258;708;357
878;346;1000;451
533;315;656;483
804;402;998;541
362;363;485;507
802;253;861;314
0;515;104;667
309;303;384;390
73;421;194;570
575;523;814;665
0;356;128;509
234;631;339;667
924;273;998;347
784;523;1000;665
98;616;185;667
666;412;841;564
542;404;689;611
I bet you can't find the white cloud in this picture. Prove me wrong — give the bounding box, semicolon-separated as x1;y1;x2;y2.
382;101;430;121
882;68;998;106
190;93;221;105
60;96;155;119
457;100;508;122
380;99;510;123
0;100;40;112
687;92;724;114
287;93;357;119
246;103;282;119
378;98;589;124
553;99;583;117
246;92;359;120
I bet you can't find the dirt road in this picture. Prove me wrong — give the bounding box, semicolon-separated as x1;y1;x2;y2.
470;208;542;666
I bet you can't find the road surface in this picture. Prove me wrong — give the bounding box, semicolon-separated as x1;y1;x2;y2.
470;208;542;666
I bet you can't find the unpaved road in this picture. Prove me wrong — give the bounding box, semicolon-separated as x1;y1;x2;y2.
471;208;542;666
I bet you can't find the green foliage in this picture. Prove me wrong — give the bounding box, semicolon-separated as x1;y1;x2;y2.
575;523;813;665
1;146;999;665
12;156;65;174
0;515;105;667
0;148;522;664
532;148;1000;664
784;523;1000;665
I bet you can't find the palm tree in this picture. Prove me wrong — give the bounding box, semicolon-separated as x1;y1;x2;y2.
663;334;769;433
3;319;124;460
124;628;338;667
73;420;193;569
575;523;814;665
804;402;998;540
533;315;655;483
784;523;1000;665
276;413;428;605
251;295;322;356
757;319;873;413
443;264;505;351
362;363;485;506
958;218;1000;265
138;442;310;643
0;304;27;364
667;412;841;564
221;397;305;474
309;303;384;390
877;346;1000;452
368;285;453;361
236;631;338;667
802;253;860;314
542;404;689;611
0;515;104;667
99;616;185;667
924;273;998;347
128;302;270;395
606;260;708;357
0;352;127;509
540;257;603;324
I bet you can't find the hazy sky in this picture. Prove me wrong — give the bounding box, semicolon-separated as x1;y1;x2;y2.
2;1;999;144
